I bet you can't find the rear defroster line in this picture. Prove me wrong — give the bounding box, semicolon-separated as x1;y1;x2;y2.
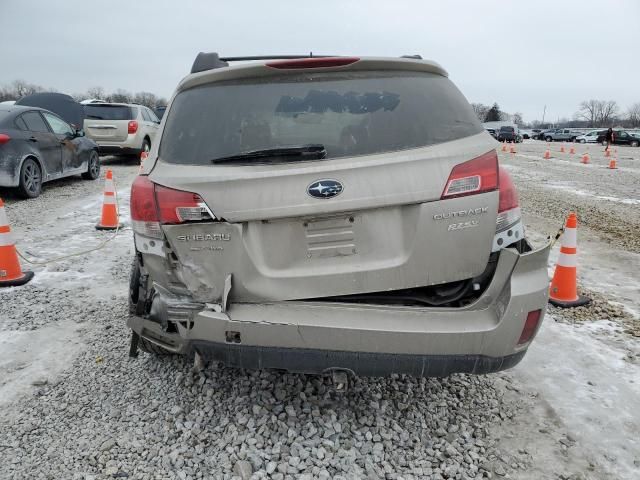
15;180;125;266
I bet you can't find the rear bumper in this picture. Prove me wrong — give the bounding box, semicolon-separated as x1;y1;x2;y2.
191;342;526;377
128;241;551;377
97;145;141;156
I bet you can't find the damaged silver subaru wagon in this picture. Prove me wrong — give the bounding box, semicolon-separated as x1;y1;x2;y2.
127;53;550;377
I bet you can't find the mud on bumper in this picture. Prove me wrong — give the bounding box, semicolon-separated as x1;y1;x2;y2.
128;241;550;377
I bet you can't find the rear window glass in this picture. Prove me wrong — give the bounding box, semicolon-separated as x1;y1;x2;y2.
21;111;50;133
160;71;483;164
499;126;514;132
84;104;135;120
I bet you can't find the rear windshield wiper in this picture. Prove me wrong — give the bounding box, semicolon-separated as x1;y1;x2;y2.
211;144;326;164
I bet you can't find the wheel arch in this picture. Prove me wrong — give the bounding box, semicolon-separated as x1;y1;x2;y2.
18;154;47;184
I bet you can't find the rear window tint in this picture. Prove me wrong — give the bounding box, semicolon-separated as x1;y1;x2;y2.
21;111;50;133
84;105;135;120
160;71;482;165
500;126;514;132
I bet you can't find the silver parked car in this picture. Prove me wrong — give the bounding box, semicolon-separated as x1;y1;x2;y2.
127;53;551;378
83;102;160;156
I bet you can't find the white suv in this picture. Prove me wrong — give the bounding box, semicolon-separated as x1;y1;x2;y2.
83;103;160;156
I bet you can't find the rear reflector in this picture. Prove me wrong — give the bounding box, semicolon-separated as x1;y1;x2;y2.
518;309;542;345
0;134;10;145
266;57;360;69
441;150;499;199
128;120;138;134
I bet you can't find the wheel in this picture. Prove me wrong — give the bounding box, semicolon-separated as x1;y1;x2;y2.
580;139;586;143
138;336;173;355
18;158;42;198
545;136;552;142
142;138;151;154
81;150;100;180
631;140;639;147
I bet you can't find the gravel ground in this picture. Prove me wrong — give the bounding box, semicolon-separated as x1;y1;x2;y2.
0;150;638;479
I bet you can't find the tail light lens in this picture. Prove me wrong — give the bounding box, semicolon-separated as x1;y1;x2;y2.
128;120;138;134
130;176;162;238
496;167;521;232
155;184;213;224
266;57;359;69
518;309;542;345
441;150;498;199
0;134;11;145
131;177;214;238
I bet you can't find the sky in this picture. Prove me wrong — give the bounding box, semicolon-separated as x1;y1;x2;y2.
1;0;638;123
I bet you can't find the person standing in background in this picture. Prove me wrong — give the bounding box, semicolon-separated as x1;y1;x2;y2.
605;127;614;151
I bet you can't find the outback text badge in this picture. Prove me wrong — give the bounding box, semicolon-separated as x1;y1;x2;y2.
307;179;344;199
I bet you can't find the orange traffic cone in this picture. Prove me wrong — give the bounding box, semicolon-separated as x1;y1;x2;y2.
608;158;617;169
501;142;507;152
96;169;121;230
139;151;148;173
560;145;565;153
569;145;575;154
510;145;516;154
544;149;551;159
0;198;34;287
581;153;590;164
549;212;590;307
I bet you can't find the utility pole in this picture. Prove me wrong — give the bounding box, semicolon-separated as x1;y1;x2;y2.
542;105;546;127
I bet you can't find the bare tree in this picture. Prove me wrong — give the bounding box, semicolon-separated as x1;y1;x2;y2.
628;103;640;128
108;89;132;103
598;100;618;126
471;103;489;122
86;86;106;100
512;112;523;126
576;99;601;126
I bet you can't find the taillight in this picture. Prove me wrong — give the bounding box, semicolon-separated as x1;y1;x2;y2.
441;150;499;199
0;134;10;145
266;57;360;69
496;167;521;232
130;176;162;238
155;184;213;224
128;120;138;134
131;178;215;238
498;167;519;212
518;309;542;345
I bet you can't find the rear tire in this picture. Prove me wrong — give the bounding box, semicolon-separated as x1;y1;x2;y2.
18;158;42;198
81;150;100;180
545;136;552;142
138;336;174;355
631;140;639;147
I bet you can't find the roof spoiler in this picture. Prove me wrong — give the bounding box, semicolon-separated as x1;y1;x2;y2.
190;52;424;74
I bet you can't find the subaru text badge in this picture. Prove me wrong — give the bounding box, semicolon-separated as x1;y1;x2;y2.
307;179;343;199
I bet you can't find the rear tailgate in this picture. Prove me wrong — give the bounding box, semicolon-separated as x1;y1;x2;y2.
146;63;499;302
84;104;135;142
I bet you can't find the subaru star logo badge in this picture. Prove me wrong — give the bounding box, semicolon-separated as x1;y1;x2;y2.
307;179;344;199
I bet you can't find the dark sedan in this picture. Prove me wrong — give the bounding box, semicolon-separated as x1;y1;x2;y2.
0;105;100;198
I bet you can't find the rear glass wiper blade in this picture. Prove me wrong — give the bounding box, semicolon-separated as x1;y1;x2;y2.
211;144;326;164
